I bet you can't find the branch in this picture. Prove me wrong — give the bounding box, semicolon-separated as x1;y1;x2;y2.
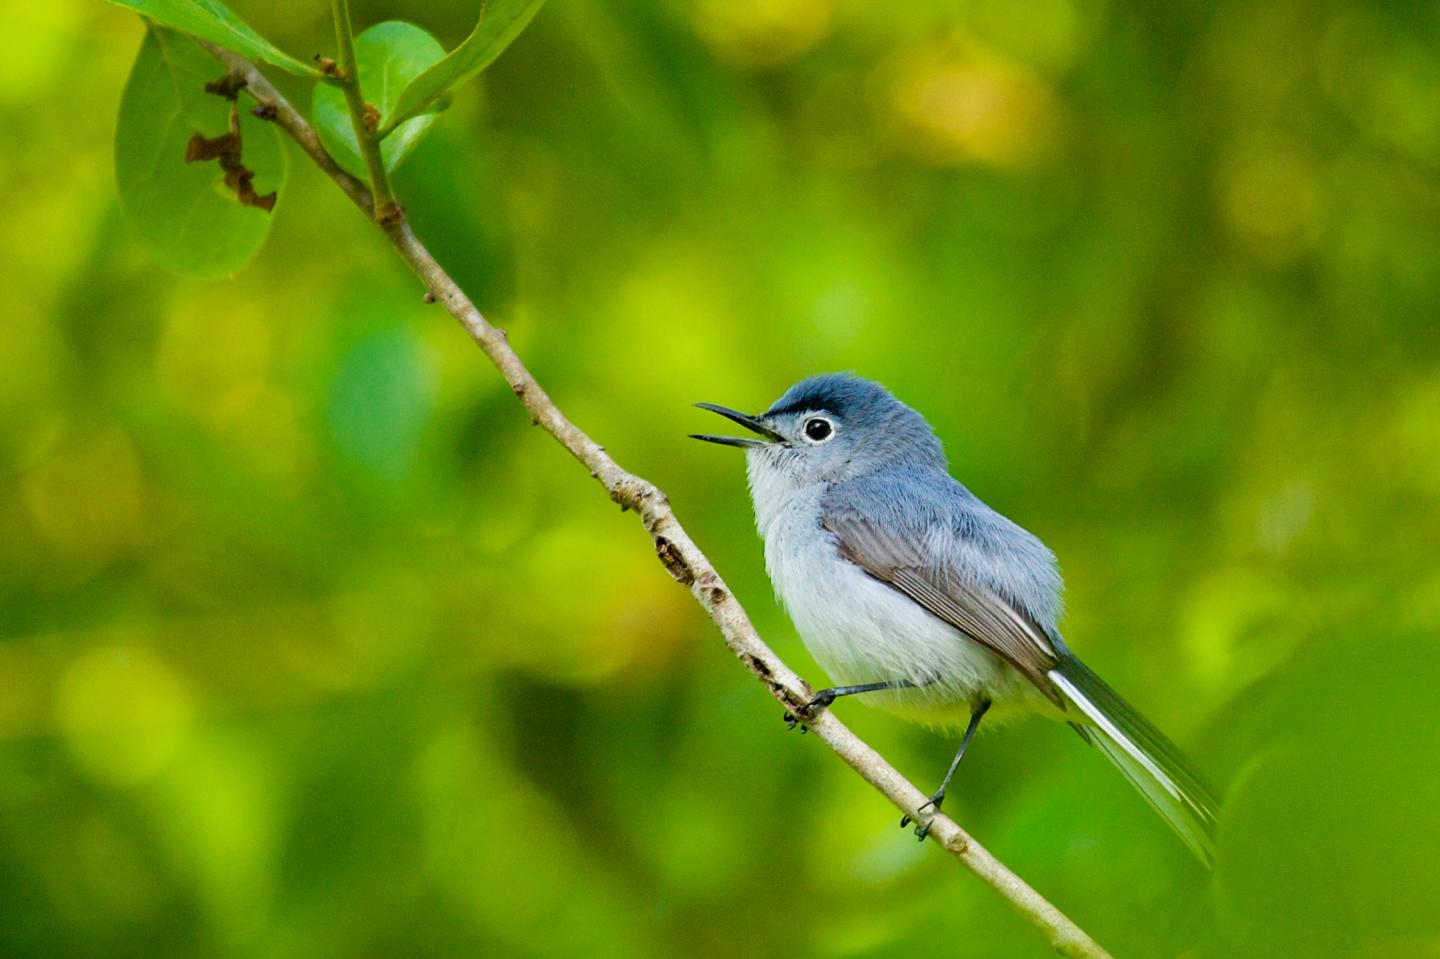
326;0;397;220
201;43;1113;959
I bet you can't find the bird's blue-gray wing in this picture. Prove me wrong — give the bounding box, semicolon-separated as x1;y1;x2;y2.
820;511;1064;706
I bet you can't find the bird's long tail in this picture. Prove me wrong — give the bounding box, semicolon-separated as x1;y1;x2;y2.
1046;654;1219;867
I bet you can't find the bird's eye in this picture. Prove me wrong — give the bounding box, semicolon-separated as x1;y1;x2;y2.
803;417;834;443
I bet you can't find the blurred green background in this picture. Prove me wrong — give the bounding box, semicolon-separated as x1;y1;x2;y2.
4;0;1440;956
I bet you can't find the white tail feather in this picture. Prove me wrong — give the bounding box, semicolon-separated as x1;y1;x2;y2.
1048;667;1218;867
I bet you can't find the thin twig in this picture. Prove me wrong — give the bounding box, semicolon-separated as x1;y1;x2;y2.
200;43;1113;959
327;0;397;220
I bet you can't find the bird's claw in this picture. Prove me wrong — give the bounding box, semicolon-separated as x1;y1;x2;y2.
783;689;839;732
900;793;945;840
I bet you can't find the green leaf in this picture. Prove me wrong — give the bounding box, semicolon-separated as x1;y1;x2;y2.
105;0;317;76
312;21;445;180
383;0;546;133
115;27;286;279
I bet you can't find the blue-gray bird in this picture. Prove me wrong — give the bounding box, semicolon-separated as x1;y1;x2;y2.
691;373;1217;865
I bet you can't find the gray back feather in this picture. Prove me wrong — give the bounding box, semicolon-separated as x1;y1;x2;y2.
823;467;1065;639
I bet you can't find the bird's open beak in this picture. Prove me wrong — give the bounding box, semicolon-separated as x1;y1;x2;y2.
689;402;786;448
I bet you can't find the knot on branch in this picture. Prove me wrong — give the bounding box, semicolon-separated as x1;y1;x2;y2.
376;201;405;228
939;829;971;857
362;103;380;134
738;653;795;706
742;653;772;679
608;484;638;512
314;54;339;76
653;537;694;586
617;481;669;523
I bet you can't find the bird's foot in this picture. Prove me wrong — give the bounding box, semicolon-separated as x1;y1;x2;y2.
782;688;839;733
900;790;946;841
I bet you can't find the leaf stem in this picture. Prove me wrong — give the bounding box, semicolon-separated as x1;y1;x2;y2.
328;0;398;222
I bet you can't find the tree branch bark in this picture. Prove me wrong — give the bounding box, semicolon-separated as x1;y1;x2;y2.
201;41;1113;959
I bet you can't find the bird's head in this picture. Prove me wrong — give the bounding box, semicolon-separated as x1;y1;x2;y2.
691;373;945;490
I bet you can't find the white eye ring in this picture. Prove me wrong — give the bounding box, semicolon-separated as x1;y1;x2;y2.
801;416;835;444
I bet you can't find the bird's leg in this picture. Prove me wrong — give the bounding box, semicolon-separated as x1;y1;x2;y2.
782;678;921;732
903;699;991;840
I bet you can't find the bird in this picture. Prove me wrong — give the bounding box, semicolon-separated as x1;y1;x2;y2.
690;372;1218;865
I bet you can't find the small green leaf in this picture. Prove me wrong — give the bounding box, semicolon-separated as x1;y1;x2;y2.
106;0;317;76
115;27;286;279
312;21;445;180
383;0;546;133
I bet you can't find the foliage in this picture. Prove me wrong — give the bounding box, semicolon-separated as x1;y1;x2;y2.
311;20;445;178
4;0;1440;957
106;0;541;273
381;0;548;134
115;26;285;277
105;0;320;75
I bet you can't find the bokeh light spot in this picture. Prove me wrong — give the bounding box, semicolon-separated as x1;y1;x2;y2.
22;426;145;569
887;44;1064;169
57;646;193;789
692;0;835;68
1218;135;1322;264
